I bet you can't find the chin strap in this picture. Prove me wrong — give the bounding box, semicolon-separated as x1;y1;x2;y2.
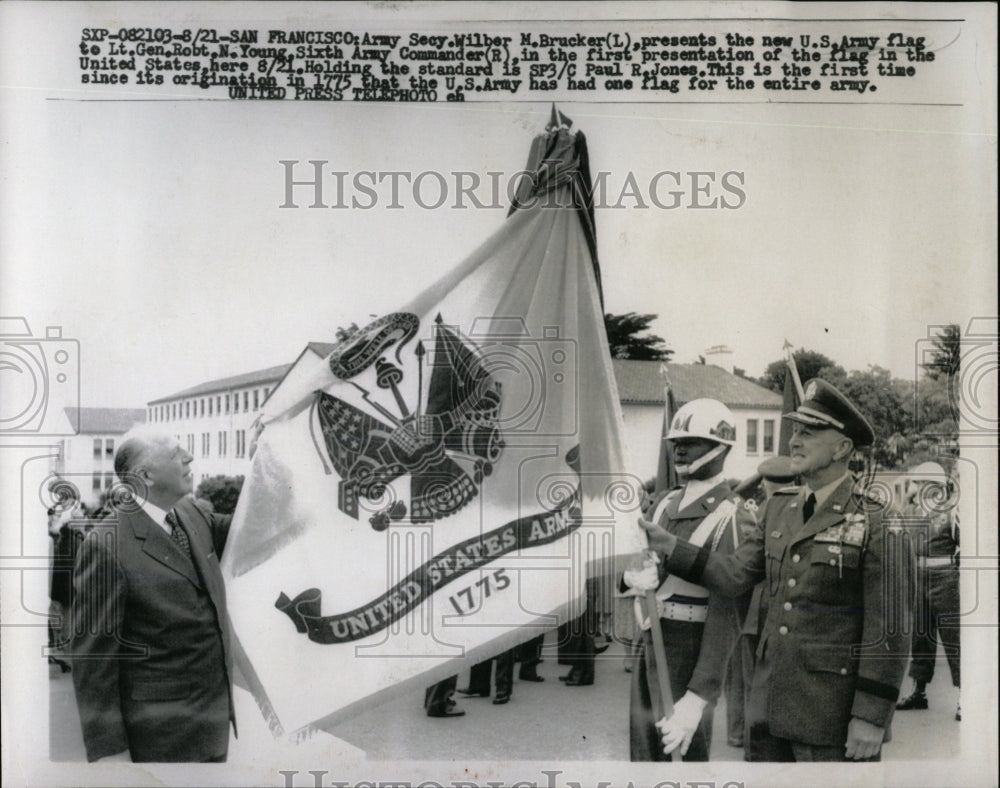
675;443;728;478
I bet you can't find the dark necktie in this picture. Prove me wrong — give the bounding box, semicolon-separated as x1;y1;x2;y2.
803;493;817;522
165;509;193;561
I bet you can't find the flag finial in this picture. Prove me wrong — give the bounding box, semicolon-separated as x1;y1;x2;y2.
546;104;573;132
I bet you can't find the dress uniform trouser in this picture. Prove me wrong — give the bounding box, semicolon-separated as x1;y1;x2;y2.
723;640;746;743
630;619;713;762
908;565;960;687
466;650;514;697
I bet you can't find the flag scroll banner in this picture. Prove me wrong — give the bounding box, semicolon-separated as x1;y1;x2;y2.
220;118;646;737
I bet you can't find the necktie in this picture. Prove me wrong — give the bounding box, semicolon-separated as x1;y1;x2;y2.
165;509;193;561
803;493;817;522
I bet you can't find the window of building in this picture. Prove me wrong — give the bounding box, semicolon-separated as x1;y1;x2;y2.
105;438;114;458
243;391;249;412
763;420;775;454
92;472;102;491
253;390;259;410
264;388;271;400
235;429;245;458
187;434;195;455
104;472;113;490
218;431;227;457
225;394;230;415
202;433;210;458
199;399;205;417
93;438;102;458
746;419;759;454
216;395;221;414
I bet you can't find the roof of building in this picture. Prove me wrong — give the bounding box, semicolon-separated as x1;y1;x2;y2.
147;350;780;411
612;360;782;409
148;364;291;404
65;407;147;434
148;342;341;406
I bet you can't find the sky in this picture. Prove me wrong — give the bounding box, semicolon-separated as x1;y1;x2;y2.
1;3;995;416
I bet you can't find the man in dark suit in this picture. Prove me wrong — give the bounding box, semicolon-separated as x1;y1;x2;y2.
645;380;912;761
69;427;235;762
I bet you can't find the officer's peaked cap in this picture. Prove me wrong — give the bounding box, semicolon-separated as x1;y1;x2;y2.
783;378;875;447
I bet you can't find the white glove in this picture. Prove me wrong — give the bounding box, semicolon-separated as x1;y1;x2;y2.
623;555;660;592
656;691;708;756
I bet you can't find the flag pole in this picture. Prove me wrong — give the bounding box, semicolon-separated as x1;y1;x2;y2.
642;365;675;738
783;340;805;401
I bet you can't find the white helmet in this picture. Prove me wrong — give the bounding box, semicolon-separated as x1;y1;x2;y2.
910;461;946;477
667;399;737;446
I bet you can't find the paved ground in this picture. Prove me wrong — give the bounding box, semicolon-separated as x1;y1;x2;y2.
50;633;960;764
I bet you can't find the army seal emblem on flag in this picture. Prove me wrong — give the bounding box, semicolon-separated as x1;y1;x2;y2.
308;312;505;529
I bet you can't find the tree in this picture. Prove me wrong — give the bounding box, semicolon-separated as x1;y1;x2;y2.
195;475;245;515
603;312;673;361
838;366;910;468
921;323;961;380
758;349;846;393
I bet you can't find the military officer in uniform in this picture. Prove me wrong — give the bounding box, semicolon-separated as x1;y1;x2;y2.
644;380;912;761
624;399;756;761
894;462;961;720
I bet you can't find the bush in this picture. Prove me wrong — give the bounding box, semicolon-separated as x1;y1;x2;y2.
195;475;245;515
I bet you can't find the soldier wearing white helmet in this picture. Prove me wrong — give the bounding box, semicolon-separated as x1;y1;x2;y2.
623;398;756;761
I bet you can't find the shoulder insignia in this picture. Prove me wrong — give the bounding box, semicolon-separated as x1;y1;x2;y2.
744;499;759;513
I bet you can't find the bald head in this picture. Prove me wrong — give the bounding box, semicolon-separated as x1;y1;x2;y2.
115;426;194;509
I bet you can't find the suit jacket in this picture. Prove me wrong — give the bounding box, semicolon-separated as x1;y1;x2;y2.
665;476;913;746
70;496;234;762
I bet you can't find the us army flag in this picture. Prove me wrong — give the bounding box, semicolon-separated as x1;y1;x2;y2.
221;119;646;737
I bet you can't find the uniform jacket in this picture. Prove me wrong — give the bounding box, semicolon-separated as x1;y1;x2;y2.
664;475;912;745
69;496;234;762
645;481;757;702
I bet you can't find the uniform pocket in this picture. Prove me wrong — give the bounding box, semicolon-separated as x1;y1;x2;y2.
809;543;861;571
800;642;857;676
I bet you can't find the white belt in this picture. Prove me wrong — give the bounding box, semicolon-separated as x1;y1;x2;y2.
921;556;954;568
635;597;709;629
659;599;709;623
